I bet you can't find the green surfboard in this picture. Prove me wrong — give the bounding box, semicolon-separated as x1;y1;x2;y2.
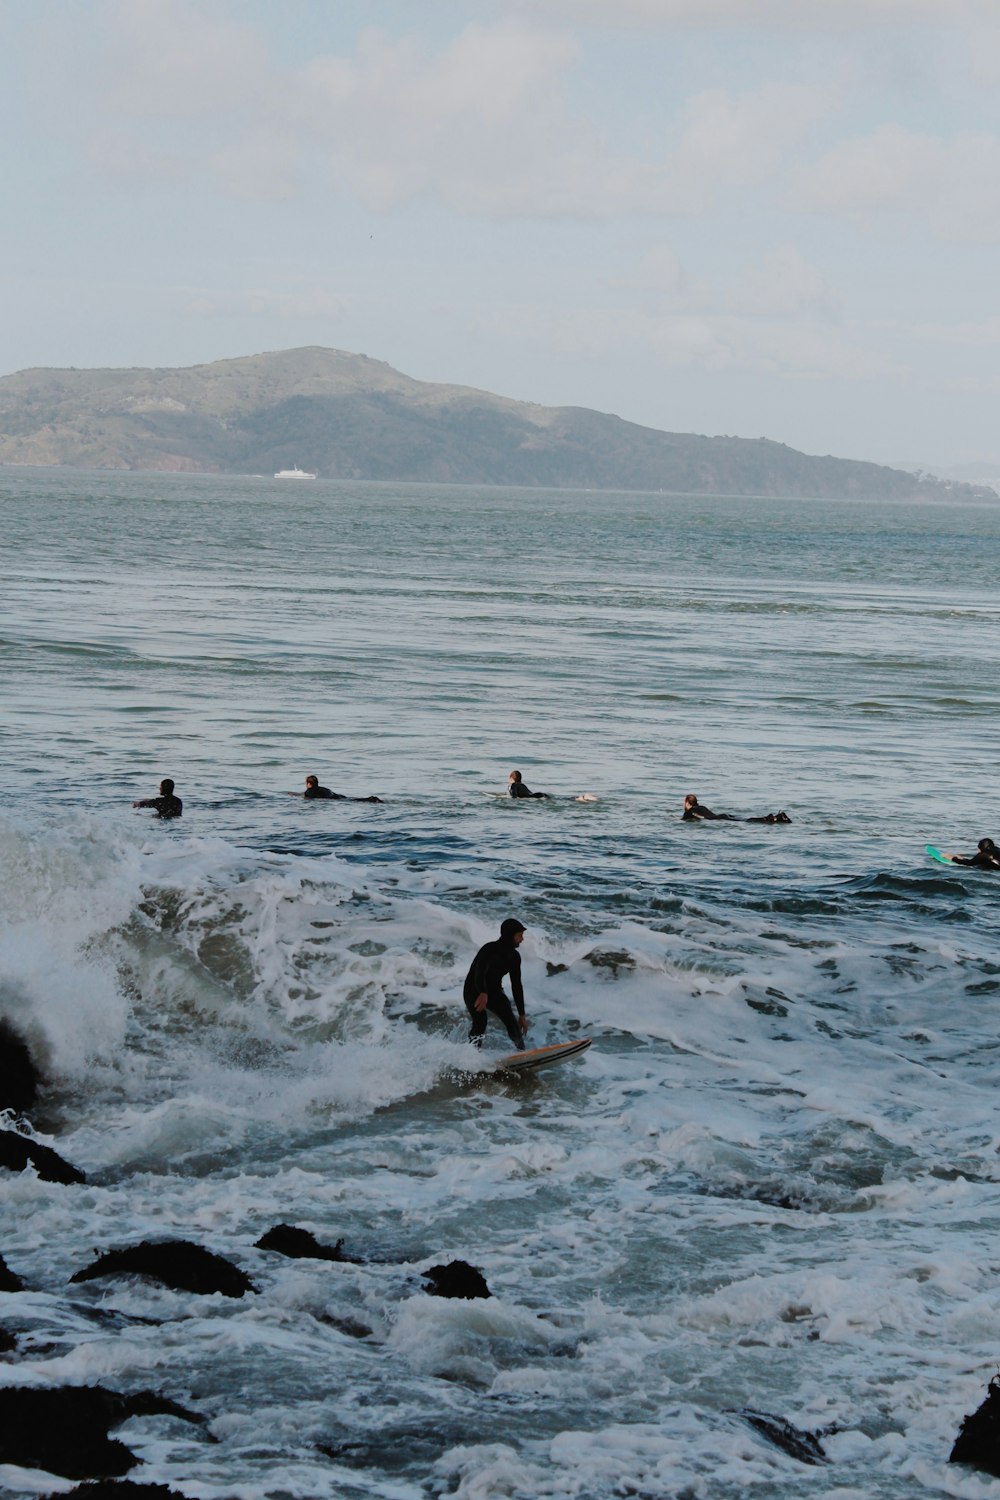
926;844;955;866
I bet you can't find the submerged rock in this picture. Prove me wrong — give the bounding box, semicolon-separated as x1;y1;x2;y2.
45;1485;191;1500
70;1240;257;1298
950;1375;1000;1477
0;1386;205;1479
740;1409;829;1464
255;1223;362;1263
0;1252;25;1291
0;1129;86;1185
422;1260;491;1300
0;1020;40;1114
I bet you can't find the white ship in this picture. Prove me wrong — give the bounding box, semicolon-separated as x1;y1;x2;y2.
274;465;318;479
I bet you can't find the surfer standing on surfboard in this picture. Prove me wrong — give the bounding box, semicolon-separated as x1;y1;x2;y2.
463;919;529;1050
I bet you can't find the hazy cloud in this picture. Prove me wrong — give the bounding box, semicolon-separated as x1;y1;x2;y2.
911;314;1000;345
794;124;1000;240
624;243;840;320
726;245;841;318
101;0;274;116
661;84;834;211
182;286;348;320
78;5;832;217
483;301;895;383
508;0;999;31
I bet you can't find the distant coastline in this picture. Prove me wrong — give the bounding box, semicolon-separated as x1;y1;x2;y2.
0;346;995;502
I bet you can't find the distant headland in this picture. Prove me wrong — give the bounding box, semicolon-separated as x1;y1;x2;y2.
0;346;994;501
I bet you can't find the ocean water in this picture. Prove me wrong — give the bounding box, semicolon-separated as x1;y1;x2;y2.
1;467;999;1499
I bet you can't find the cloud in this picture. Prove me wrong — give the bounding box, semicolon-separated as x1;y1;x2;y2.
910;314;1000;345
482;300;896;383
182;286;348;320
485;237;884;381
624;242;840;319
660;84;834;211
793;124;1000;240
100;0;274;117
725;245;841;318
76;4;831;217
505;0;998;31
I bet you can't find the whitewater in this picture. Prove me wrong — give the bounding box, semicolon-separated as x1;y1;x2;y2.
1;468;999;1499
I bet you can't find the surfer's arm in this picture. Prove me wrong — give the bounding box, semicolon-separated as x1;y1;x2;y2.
510;955;525;1015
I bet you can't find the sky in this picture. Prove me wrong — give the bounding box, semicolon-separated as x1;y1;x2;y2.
4;0;1000;470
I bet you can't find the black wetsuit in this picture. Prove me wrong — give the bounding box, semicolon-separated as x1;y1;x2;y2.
682;801;735;821
135;794;183;820
463;937;525;1048
951;851;1000;870
304;785;344;800
684;802;790;824
509;782;546;799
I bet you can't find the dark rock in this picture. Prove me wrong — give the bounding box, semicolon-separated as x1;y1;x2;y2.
318;1423;446;1470
70;1240;257;1298
583;947;635;976
255;1223;362;1263
740;1409;829;1464
545;962;568;976
0;1129;86;1185
318;1315;372;1339
422;1260;491;1300
0;1252;25;1291
46;1485;191;1500
0;1326;18;1353
0;1386;204;1479
0;1020;40;1114
950;1374;1000;1476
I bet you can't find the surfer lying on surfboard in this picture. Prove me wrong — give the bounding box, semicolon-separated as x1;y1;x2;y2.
505;770;598;803
288;774;382;802
464;918;529;1050
682;794;791;823
934;837;1000;870
508;770;547;799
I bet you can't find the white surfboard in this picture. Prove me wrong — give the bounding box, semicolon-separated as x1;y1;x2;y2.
495;1038;592;1074
479;792;599;802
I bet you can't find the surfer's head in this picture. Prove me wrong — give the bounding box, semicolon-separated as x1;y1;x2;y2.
305;775;319;789
509;770;522;784
978;838;997;854
159;779;175;795
684;793;697;809
500;918;526;945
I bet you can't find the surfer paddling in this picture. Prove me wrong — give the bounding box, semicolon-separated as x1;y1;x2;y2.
947;837;1000;870
289;774;382;803
464;918;529;1050
682;794;790;824
132;778;182;819
507;770;596;802
508;770;547;800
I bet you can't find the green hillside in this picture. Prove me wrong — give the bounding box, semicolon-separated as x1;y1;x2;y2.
0;347;992;500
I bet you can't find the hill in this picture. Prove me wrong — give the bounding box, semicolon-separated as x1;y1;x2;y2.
0;346;993;500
